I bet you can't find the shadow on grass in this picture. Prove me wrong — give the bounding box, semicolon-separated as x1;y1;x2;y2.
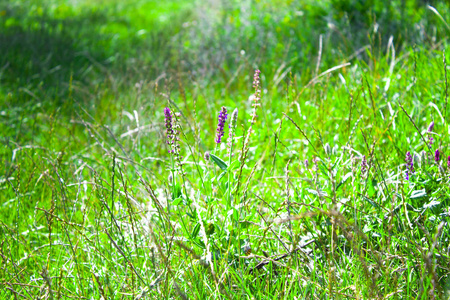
0;2;189;106
1;8;104;102
0;1;193;147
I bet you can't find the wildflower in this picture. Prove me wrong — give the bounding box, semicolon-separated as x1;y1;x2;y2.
405;151;413;180
427;121;434;132
164;107;174;150
164;107;183;173
227;108;238;156
304;159;309;168
215;106;228;144
405;151;413;171
361;155;368;178
250;69;261;124
253;70;261;96
427;121;434;145
435;149;440;163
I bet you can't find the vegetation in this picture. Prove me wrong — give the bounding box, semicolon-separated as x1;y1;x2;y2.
2;0;450;298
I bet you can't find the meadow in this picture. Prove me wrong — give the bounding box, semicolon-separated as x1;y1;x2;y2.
2;0;450;298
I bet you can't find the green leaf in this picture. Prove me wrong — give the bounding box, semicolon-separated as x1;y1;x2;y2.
191;223;201;239
172;197;183;206
336;172;352;190
423;200;441;214
363;196;380;209
423;200;440;209
232;207;239;223
368;179;377;198
228;160;240;171
210;153;228;170
172;182;182;199
217;171;227;182
306;188;328;197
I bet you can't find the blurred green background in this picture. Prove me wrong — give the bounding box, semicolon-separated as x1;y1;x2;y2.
1;0;448;103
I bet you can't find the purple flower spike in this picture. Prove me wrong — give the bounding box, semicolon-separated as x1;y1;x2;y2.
447;156;450;174
405;151;413;180
405;151;413;170
427;121;435;132
435;149;440;163
361;155;368;177
215;106;228;144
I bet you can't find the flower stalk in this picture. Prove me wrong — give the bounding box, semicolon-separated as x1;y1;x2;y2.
215;106;228;144
405;151;413;180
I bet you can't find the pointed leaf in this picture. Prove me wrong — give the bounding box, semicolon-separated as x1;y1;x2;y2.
210;153;228;171
191;223;201;239
217;171;227;182
172;197;183;206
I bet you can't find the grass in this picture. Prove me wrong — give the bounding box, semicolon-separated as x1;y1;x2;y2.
2;0;450;298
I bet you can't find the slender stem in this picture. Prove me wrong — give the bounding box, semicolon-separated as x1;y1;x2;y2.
226;140;234;213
